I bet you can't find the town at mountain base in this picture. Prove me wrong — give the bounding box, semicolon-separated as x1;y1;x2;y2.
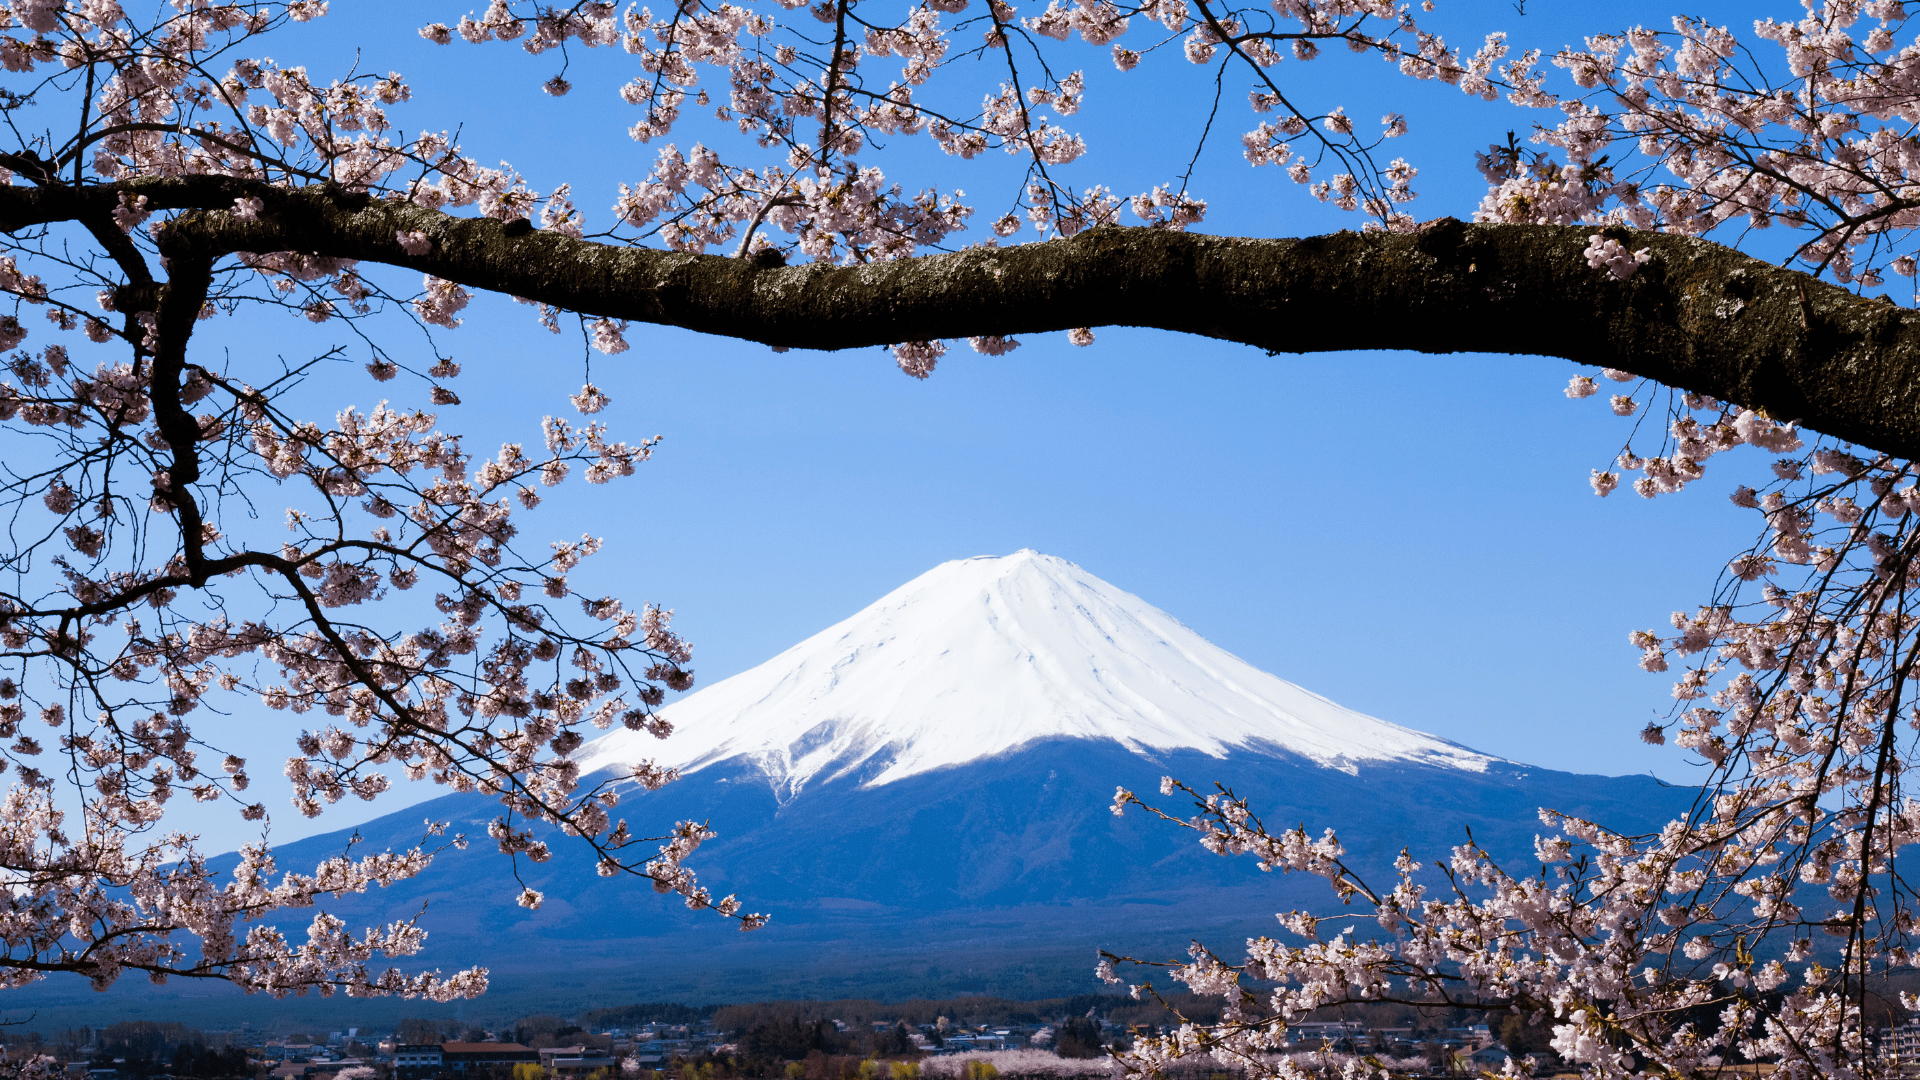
0;553;1694;1026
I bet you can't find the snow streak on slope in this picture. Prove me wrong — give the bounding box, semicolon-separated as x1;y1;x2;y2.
573;551;1498;796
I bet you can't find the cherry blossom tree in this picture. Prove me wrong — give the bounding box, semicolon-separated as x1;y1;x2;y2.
1;0;1919;1069
1084;1;1920;1076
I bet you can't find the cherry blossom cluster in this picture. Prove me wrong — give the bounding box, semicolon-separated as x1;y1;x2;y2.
445;0;1550;368
1105;778;1886;1080
1468;0;1920;287
611;143;973;263
0;0;776;1000
1563;359;1920;1020
300;0;1731;412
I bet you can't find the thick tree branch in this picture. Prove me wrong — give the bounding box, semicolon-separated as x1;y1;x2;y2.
8;181;1916;456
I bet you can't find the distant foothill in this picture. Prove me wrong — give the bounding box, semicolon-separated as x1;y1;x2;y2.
6;995;1560;1080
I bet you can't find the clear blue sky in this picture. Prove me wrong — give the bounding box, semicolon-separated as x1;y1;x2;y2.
174;0;1783;851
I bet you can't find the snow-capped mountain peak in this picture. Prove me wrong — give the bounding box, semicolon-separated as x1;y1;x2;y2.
573;550;1497;795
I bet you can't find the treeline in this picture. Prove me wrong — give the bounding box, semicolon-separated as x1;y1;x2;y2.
395;1019;489;1045
509;1016;603;1051
7;1023;252;1078
710;994;1163;1035
580;1004;720;1030
397;1015;626;1051
494;992;1239;1041
735;1020;920;1061
662;1052;943;1080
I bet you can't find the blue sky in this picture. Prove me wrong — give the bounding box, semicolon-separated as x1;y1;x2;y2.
168;0;1795;851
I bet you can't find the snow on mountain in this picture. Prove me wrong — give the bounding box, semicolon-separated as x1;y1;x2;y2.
574;550;1498;796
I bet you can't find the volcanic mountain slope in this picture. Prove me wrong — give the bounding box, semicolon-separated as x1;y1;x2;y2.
249;554;1688;984
5;552;1696;1020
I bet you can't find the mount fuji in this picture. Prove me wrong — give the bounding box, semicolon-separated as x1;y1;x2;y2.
8;553;1696;1022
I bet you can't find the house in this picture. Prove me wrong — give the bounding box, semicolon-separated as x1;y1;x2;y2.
1289;1022;1362;1045
1368;1028;1414;1053
1461;1046;1514;1071
1524;1052;1563;1074
1885;1020;1920;1078
440;1043;540;1074
539;1047;618;1077
393;1045;444;1080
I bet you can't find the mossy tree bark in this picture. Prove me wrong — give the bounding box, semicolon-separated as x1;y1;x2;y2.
6;177;1915;456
